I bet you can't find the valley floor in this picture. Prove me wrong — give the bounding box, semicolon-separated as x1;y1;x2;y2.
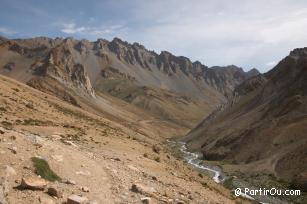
0;75;248;203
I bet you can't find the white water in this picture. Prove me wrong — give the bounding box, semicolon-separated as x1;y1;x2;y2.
170;140;224;183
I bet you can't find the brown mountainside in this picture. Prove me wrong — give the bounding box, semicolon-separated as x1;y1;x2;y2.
183;47;307;190
0;36;258;130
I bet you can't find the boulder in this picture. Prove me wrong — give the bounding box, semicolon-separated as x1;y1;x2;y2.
67;195;88;204
131;183;157;197
20;177;48;190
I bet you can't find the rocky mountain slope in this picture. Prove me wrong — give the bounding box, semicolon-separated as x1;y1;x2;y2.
183;47;307;191
0;74;249;204
0;36;258;130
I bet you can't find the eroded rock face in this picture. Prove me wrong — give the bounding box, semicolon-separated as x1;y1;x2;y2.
0;36;259;101
0;36;259;129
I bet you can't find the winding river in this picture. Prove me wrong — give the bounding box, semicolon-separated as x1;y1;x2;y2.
168;140;225;183
168;140;290;204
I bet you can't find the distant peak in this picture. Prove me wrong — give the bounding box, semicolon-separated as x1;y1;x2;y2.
112;37;128;45
289;47;307;57
248;68;260;74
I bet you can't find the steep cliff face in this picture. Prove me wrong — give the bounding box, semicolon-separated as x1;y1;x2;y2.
183;48;307;190
0;36;257;128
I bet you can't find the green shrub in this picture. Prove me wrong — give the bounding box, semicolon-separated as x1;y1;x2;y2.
31;157;61;182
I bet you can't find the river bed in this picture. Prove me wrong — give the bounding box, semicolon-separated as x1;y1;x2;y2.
168;140;291;204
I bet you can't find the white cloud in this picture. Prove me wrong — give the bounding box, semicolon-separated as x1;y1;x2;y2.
119;0;307;72
60;23;126;37
55;1;307;73
61;23;85;34
0;27;16;35
265;61;277;67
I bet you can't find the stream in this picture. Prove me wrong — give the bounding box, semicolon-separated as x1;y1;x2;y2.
168;140;291;204
176;141;224;183
167;140;225;183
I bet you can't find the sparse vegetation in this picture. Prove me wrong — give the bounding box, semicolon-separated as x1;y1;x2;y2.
1;121;13;129
51;103;111;129
22;118;53;126
31;157;61;182
222;177;234;190
154;156;161;162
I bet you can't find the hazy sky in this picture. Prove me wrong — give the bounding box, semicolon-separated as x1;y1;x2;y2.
0;0;307;72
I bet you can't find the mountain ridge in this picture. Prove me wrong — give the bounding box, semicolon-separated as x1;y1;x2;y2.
183;47;307;191
0;36;258;130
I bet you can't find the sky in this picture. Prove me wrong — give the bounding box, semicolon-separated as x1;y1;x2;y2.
0;0;307;72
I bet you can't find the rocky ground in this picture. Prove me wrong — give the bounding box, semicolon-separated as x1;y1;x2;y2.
0;75;250;203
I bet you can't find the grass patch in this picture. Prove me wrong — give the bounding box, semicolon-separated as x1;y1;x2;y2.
31;157;61;182
51;103;109;128
23;119;53;126
223;177;234;190
154;156;161;162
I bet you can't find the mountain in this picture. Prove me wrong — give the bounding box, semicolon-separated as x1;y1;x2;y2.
183;47;307;191
0;71;241;204
0;36;258;131
0;36;256;204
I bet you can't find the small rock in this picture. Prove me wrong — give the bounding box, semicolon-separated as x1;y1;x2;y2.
151;176;157;181
141;197;157;204
67;195;88;204
64;140;77;147
39;195;55;204
127;165;140;172
76;171;91;176
152;145;161;154
10;135;16;140
8;146;17;154
23;165;31;170
47;186;63;198
171;172;178;177
131;183;157;197
20;177;48;190
5;165;16;176
81;186;90;192
51;155;63;162
63;179;76;185
86;202;98;204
